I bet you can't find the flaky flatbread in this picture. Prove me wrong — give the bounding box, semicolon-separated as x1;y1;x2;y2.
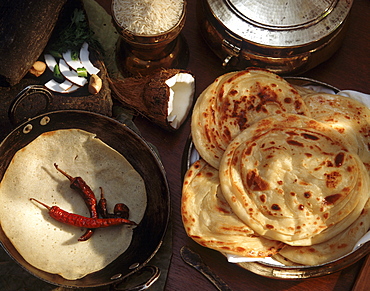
304;92;370;170
182;159;284;257
191;68;310;169
184;69;370;266
0;129;147;280
277;197;370;265
219;114;370;246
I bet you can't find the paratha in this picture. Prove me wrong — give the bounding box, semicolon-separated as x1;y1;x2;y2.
0;129;147;280
182;159;284;257
277;197;370;265
304;92;370;170
191;68;310;169
219;114;370;246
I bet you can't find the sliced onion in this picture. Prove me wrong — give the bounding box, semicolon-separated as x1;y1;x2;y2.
44;54;58;72
59;79;73;91
45;79;79;93
59;59;87;87
80;42;100;75
62;50;83;71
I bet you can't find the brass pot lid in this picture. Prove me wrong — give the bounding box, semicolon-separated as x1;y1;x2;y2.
208;0;353;47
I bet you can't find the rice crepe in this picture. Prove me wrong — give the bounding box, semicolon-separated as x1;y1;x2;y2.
0;129;147;280
219;114;370;246
182;159;284;257
191;68;310;169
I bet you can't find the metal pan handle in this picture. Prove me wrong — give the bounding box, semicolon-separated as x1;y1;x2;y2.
111;265;161;291
8;85;52;126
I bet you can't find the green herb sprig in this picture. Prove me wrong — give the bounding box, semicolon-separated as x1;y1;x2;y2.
48;9;101;57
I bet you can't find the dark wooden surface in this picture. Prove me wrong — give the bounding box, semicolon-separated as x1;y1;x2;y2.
1;0;368;290
94;0;370;290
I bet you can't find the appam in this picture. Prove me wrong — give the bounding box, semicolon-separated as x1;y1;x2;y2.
0;128;147;280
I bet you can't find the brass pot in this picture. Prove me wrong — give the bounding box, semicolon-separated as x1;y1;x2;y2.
197;0;353;75
112;0;188;76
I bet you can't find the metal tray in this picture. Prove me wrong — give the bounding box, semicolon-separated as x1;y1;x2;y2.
181;77;370;279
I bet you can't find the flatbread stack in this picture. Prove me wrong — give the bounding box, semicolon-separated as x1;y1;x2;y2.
191;68;311;169
182;67;370;266
0;129;147;280
182;159;284;258
303;92;370;171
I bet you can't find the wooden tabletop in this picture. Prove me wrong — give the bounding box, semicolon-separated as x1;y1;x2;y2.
100;1;370;290
0;1;369;290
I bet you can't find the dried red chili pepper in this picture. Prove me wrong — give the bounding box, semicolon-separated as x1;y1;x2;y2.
78;229;94;242
54;163;98;218
97;187;108;218
54;163;98;241
97;187;130;219
113;203;130;220
30;198;137;228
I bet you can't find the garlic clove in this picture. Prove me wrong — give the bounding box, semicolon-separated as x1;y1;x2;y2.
29;61;46;77
88;74;102;94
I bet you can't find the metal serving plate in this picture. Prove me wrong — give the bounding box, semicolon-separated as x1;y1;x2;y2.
181;77;370;279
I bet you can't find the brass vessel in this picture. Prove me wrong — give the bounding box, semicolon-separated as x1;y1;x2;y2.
112;0;188;76
197;0;353;75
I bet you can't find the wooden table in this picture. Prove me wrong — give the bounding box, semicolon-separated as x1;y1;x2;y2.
71;0;370;290
92;0;370;290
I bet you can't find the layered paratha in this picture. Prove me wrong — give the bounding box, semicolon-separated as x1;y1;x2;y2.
191;68;310;169
0;129;147;280
183;68;370;266
182;159;284;257
219;114;370;246
304;92;370;170
276;197;370;265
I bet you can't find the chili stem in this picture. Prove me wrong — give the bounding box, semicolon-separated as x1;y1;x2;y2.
30;197;51;210
54;163;74;181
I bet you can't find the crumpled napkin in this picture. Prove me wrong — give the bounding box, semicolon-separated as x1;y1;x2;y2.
338;90;370;108
227;87;370;265
226;254;285;266
353;230;370;252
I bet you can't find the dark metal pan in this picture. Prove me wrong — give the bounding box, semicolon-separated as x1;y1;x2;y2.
0;104;170;289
